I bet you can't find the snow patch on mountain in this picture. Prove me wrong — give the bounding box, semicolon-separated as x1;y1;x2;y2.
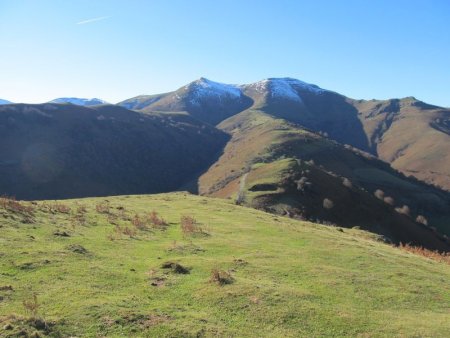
50;97;108;106
185;78;242;105
0;99;12;105
282;78;325;94
247;78;326;102
119;96;161;110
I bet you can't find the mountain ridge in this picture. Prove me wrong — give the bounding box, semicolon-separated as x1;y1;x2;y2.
49;97;108;106
118;77;450;191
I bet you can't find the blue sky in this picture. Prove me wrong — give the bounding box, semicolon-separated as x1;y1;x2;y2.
0;0;449;106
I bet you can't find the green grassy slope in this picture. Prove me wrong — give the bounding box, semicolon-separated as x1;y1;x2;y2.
1;193;449;337
199;109;450;247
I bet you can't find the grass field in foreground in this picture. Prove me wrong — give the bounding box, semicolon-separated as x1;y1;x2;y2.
0;193;449;337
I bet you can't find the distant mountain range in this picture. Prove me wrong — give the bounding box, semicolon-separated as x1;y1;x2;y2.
49;97;108;106
0;98;108;106
1;77;449;251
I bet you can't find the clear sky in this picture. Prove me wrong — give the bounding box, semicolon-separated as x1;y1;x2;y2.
0;0;449;106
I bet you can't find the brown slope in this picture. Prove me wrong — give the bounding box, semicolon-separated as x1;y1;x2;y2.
0;104;228;199
351;97;450;190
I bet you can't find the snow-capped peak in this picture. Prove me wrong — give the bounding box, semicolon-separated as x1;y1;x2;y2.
184;78;243;105
246;78;326;102
0;99;12;105
49;97;108;106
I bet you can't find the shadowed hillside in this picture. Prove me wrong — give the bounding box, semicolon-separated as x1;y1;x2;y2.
0;104;228;199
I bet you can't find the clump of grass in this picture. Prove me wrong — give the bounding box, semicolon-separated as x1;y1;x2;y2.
66;244;89;255
399;243;450;264
71;205;88;229
109;225;137;240
0;195;35;217
53;203;71;214
22;294;40;318
131;211;168;231
107;213;119;226
116;206;130;221
40;202;71;214
131;214;147;230
123;226;137;238
95;201;110;214
166;240;205;254
148;210;167;227
76;205;87;214
210;269;234;285
1;313;53;337
180;215;205;236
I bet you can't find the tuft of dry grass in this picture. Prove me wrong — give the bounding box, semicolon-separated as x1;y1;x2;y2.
0;196;36;223
0;195;35;215
180;215;205;236
95;201;110;214
131;214;147;230
22;294;40;318
148;210;167;227
110;225;137;239
131;211;168;231
40;202;71;214
399;243;450;264
71;205;88;229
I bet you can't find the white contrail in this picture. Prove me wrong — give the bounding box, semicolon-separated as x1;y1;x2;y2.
76;16;110;25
